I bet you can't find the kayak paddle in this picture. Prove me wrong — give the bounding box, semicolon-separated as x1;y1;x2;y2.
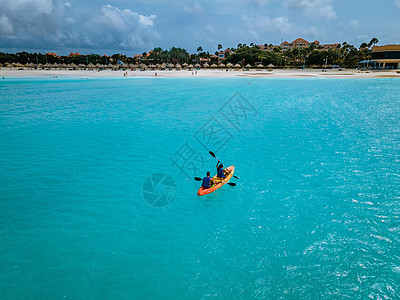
194;177;236;186
208;151;240;179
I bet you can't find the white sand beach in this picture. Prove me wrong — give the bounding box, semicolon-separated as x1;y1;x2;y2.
1;68;400;79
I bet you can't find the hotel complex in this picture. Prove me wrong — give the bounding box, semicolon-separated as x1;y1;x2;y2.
371;45;400;69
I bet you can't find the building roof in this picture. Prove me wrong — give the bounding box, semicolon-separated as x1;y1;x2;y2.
372;45;400;52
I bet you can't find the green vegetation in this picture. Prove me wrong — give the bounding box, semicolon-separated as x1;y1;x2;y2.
0;38;379;68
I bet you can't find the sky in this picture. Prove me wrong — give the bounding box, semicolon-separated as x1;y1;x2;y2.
1;0;400;56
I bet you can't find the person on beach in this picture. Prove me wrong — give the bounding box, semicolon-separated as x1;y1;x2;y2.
202;171;214;188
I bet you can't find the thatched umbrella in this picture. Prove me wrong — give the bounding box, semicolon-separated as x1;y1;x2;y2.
139;63;147;70
149;64;156;69
211;63;217;68
27;63;35;69
168;63;175;69
234;63;241;68
188;64;194;68
203;63;209;68
219;63;225;67
182;63;188;68
37;63;43;69
175;63;182;69
245;64;252;68
96;63;102;69
226;62;233;68
61;63;68;69
257;64;264;68
87;63;95;69
129;64;136;69
78;63;85;69
194;63;201;68
267;63;275;71
0;63;3;68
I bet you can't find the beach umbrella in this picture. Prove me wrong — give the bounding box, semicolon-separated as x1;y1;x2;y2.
37;63;43;69
78;63;85;69
0;63;3;68
6;63;12;69
188;64;194;68
96;63;102;68
168;63;175;68
155;63;161;69
149;64;156;69
257;64;264;68
182;63;188;68
203;63;209;68
87;63;95;69
139;63;147;69
175;63;182;69
245;64;252;68
194;63;201;68
234;63;241;68
267;63;275;71
211;63;217;68
226;62;233;67
61;63;67;69
27;63;35;69
219;63;225;67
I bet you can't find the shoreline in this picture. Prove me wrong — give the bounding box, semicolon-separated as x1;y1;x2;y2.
1;68;400;79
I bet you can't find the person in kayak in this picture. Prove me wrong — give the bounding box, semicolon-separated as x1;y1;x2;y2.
202;171;214;188
216;161;231;180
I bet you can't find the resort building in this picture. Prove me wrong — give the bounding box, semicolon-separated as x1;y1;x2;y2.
371;45;400;69
280;38;320;51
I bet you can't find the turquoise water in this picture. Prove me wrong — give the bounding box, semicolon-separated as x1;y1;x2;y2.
1;77;400;299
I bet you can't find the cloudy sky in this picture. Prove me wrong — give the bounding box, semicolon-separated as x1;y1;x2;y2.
1;0;400;55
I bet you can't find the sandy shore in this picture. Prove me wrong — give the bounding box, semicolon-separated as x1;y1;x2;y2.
1;68;400;79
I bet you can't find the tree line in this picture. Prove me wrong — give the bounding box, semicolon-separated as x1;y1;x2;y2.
0;38;379;68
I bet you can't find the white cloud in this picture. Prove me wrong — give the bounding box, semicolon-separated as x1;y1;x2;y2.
0;14;14;35
287;0;336;19
0;0;158;52
242;15;293;36
183;3;204;14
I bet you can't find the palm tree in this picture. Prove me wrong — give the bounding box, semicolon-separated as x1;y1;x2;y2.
368;38;379;48
218;44;222;51
197;46;203;62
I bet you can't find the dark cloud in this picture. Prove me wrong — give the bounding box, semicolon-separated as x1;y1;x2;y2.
0;0;159;53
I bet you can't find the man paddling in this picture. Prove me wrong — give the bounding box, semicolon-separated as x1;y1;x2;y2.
202;171;214;189
215;161;231;181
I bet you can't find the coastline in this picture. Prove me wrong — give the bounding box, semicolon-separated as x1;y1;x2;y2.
1;68;400;79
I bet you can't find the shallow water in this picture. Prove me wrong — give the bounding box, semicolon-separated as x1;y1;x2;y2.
1;77;400;299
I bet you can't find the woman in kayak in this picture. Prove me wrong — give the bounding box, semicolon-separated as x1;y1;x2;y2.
202;171;214;189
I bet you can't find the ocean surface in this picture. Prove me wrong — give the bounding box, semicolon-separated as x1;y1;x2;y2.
1;76;399;299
